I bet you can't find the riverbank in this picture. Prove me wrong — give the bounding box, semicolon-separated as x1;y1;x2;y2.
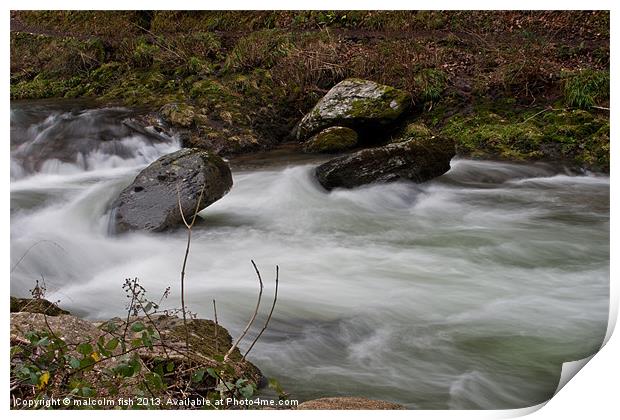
10;11;610;171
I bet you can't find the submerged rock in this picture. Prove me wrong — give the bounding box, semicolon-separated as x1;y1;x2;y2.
297;397;405;410
296;78;411;141
315;136;455;190
111;148;232;233
303;126;359;153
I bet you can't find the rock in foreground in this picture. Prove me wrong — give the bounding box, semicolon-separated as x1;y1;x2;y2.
296;78;411;141
11;312;262;399
297;397;405;410
303;126;359;153
10;297;70;316
111;148;232;233
315;136;455;190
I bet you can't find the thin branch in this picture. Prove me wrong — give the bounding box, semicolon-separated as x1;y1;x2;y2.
213;299;219;354
129;21;185;61
176;186;190;229
122;278;139;344
224;260;264;362
242;265;279;361
11;240;66;273
136;302;169;359
177;183;206;354
520;107;554;124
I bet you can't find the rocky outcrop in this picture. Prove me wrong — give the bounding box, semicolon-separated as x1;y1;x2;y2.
111;148;232;233
10;297;70;316
10;311;262;398
315;135;455;190
303;126;358;153
297;397;405;410
296;78;411;141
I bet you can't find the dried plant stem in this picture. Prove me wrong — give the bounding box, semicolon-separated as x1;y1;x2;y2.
213;299;219;354
11;240;66;273
224;260;264;362
122;277;138;343
177;184;206;354
243;265;279;361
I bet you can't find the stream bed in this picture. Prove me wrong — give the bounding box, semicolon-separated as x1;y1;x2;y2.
10;102;609;409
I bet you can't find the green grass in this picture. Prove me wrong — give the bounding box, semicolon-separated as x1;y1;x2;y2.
414;68;448;104
563;70;609;109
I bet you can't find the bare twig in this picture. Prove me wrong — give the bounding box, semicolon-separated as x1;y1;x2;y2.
122;278;139;344
520;106;554;124
224;260;264;362
242;265;279;361
136;303;169;359
213;299;219;354
129;21;185;61
177;184;206;354
11;240;66;273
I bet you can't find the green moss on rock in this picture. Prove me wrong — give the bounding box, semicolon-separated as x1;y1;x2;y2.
391;122;433;143
162;317;262;386
441;107;609;171
297;78;411;140
303;126;358;153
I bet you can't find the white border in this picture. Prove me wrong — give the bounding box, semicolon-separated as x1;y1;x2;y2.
3;2;616;419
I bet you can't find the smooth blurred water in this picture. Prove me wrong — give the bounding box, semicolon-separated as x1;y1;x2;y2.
10;102;609;409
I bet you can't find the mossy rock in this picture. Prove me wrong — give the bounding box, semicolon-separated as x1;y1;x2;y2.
441;111;545;159
10;296;70;316
142;316;263;387
315;135;455;190
391;122;433;143
440;107;609;171
303;126;358;153
296;78;411;140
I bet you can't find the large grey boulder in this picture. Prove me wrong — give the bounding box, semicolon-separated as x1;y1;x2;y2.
315;136;455;190
111;148;232;233
296;78;411;141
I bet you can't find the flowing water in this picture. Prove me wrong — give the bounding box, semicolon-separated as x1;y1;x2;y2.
10;101;610;409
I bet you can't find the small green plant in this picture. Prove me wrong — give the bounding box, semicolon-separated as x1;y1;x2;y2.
130;37;160;68
414;68;447;107
563;70;610;109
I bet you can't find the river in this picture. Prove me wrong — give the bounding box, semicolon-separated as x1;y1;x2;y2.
10;102;609;409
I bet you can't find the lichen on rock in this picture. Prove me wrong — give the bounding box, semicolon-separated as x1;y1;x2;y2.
296;78;411;141
315;135;455;190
